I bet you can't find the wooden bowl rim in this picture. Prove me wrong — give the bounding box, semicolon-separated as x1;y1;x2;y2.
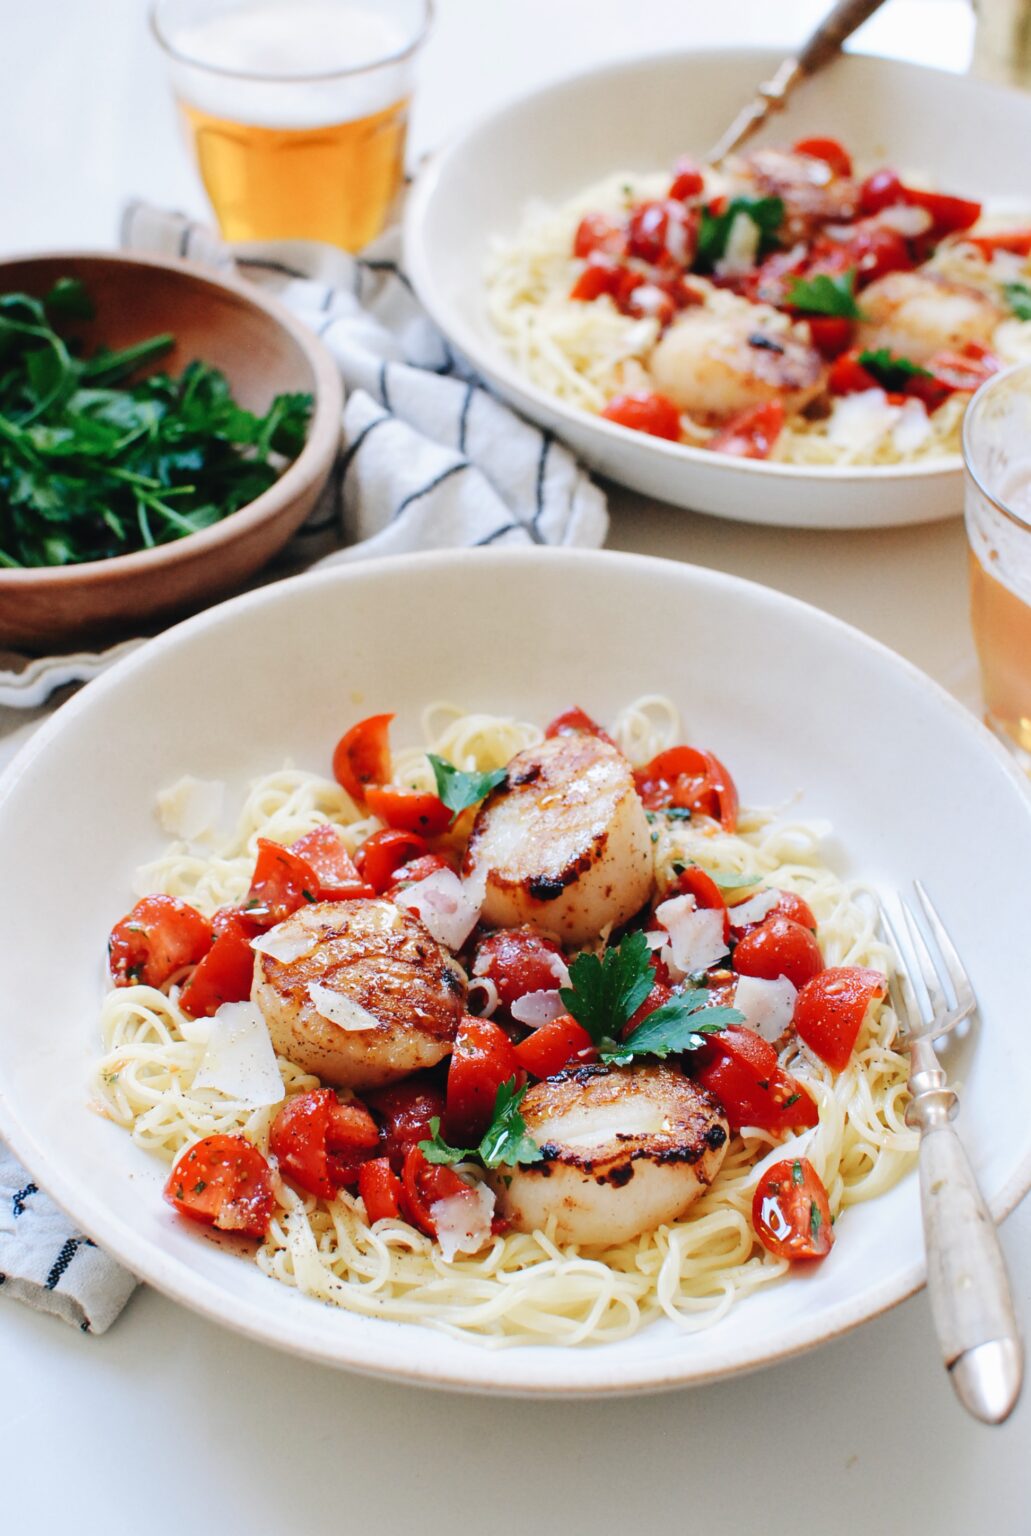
0;249;344;588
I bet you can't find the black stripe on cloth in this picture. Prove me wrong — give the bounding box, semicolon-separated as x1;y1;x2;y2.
177;223;191;259
458;380;475;453
379;360;392;411
319;283;335;313
317;312;343;339
390;461;470;522
12;1183;37;1217
45;1236;86;1291
358;258;415;295
475;521;524;546
338;412;390;481
530;432;553;542
236;255;308;280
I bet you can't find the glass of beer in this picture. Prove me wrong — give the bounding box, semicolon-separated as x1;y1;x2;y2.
151;0;431;250
963;360;1031;769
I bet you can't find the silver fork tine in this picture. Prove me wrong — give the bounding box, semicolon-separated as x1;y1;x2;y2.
900;897;952;1021
914;880;977;1019
878;896;930;1034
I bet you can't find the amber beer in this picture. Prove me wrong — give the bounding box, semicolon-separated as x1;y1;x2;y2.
154;0;428;251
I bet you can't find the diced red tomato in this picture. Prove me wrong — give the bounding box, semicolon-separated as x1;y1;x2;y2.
805;315;855;359
386;851;458;893
600;392;682;441
729;889;817;938
164;1133;275;1238
847;225;914;284
732;915;823;990
858;168;905;216
178;909;255;1018
544;705;616;744
708;400;784;460
626;979;674;1032
514;1014;594;1077
244;838;320;929
828;349;879;395
269;1089;380;1199
634;745;739;831
289;824;373;900
573;211;626;259
627;199;696;267
695;1026;818;1135
358;1156;403;1222
473;927;567;1009
792;136;852;179
354;828;428;894
446;1017;522;1145
669;158;705;200
752;1156;834;1261
332;713;393;804
400;1147;478;1239
903;186;981;236
793;965;887;1072
366;1078;446;1173
966;229;1031;258
569;255;645;309
108;895;212;989
677;866;730;941
365;783;452;837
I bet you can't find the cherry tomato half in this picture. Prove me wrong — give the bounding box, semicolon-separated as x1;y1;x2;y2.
400;1146;479;1239
634;745;739;831
793;965;887;1072
752;1156;834;1261
332;713;393;804
178;909;255;1019
366;1078;446;1173
386;851;459;893
108;895;213;989
708;400;785;460
729;889;817;938
164;1134;276;1239
473;927;567;1009
514;1014;594;1078
601;392;682;441
806;315;855;359
677;866;730;941
446;1017;522;1145
544;706;616;745
365;783;452;837
358;1156;404;1222
828;349;879;395
573;211;626;259
289;824;373;900
903;186;981;236
244;838;321;929
858;167;904;216
792;136;853;179
668;157;705;202
269;1089;381;1199
354;828;429;894
732;915;824;991
695;1026;818;1136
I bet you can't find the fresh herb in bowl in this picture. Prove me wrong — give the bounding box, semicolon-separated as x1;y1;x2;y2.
0;277;313;567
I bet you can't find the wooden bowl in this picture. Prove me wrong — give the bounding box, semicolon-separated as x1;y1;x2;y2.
0;252;343;650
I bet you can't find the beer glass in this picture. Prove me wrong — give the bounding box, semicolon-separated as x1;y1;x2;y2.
152;0;431;250
962;361;1031;769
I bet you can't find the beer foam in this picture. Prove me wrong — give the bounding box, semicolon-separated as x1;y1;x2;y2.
168;1;416;127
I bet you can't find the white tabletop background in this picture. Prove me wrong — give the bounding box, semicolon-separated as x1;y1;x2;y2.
4;1;1030;1530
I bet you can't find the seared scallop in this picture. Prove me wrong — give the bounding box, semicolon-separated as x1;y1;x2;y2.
492;1062;729;1246
855;270;1005;364
738;147;859;241
463;733;654;946
251;898;465;1089
649;305;825;422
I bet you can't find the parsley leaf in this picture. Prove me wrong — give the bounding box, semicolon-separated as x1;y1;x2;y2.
704;868;762;891
695;197;784;273
785;269;863;319
1004;281;1031;321
601;991;743;1063
419;1079;544;1170
558;930;655;1048
428;754;507;821
810;1200;823;1238
857;348;933;390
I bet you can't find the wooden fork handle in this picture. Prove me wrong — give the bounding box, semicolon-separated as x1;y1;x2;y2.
796;0;890;76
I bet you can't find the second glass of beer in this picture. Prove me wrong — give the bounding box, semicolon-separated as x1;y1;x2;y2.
152;0;431;251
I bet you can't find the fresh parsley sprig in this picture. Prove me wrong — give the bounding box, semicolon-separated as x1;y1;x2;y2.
786;269;863;320
695;197;784;273
1004;281;1031;321
420;1078;543;1169
601;990;742;1064
428;754;507;822
857;347;933;390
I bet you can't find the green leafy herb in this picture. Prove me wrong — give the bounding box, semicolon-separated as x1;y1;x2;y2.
1004;281;1031;321
0;278;313;568
601;990;743;1064
695;196;784;273
420;1078;544;1170
792;1158;804;1186
857;347;933;391
810;1200;822;1238
704;868;762;891
558;929;655;1049
427;754;507;821
785;269;863;319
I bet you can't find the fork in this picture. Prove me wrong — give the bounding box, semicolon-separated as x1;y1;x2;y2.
880;884;1023;1424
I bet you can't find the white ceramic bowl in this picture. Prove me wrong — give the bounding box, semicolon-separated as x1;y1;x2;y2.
405;50;1031;529
1;548;1030;1395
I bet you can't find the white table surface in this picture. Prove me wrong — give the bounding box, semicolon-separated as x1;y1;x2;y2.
5;2;1031;1531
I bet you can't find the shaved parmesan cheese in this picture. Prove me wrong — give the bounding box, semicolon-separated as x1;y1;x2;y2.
728;888;780;931
644;930;668;952
631;284;670;316
430;1181;496;1262
308;983;380;1032
157;776;224;841
654;894;728;978
717;211;761;277
511;988;566;1027
192;1002;284;1107
892;397;931;455
733;974;798;1042
251;924;318;965
397;868;480;950
542;951;571;988
826;389;900;454
876;203;933;237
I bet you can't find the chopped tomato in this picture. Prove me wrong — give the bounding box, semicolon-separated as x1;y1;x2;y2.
473;927;567;1008
626;978;673;1032
178;909;255;1018
828;349;879;395
792;136;852;179
446;1016;522;1145
903;186;981;236
386;851;458;893
600;391;681;441
289;824;373;900
793;965;887;1072
847;225;914;284
544;705;616;744
627;199;695;265
358;1156;403;1222
245;838;320;928
708;401;784;460
695;1026;818;1135
354;828;428;894
332;712;393;804
634;745;739;831
858;167;904;216
752;1156;834;1261
573;211;626;259
367;1078;446;1173
569;254;643;308
669;158;705;202
805;315;854;359
966;229;1031;258
164;1133;275;1238
400;1146;477;1239
269;1089;380;1199
365;783;452;837
108;895;212;989
677;866;730;941
729;888;817;937
514;1014;594;1077
732;915;823;990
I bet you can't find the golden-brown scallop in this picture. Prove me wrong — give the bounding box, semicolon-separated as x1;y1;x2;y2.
738;147;860;241
855;270;1005;364
462;733;654;946
492;1062;729;1246
649;305;825;422
251;898;465;1089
